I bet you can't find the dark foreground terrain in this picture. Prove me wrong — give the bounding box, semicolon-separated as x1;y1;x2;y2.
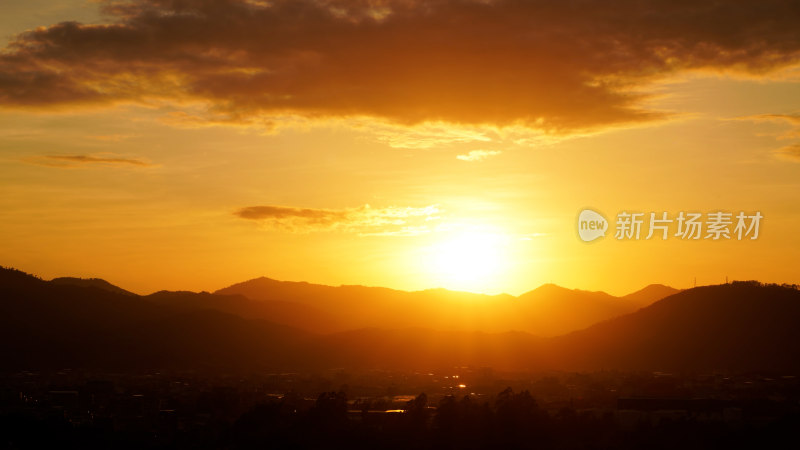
2;369;799;450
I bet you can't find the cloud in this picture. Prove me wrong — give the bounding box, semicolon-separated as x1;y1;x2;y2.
234;204;440;234
774;144;800;162
456;150;501;162
1;0;800;134
367;121;494;149
86;133;138;142
27;153;154;167
739;113;800;150
747;113;800;125
741;113;800;137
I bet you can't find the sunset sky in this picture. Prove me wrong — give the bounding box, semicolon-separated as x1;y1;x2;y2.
1;0;799;296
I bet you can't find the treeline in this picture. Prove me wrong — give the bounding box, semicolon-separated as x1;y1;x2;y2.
731;280;799;289
229;388;798;450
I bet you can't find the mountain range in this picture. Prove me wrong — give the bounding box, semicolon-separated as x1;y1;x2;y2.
211;277;676;335
1;266;798;373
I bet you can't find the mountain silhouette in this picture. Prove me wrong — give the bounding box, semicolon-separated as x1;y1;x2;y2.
214;277;674;336
50;276;136;296
620;283;681;307
543;282;800;372
3;267;797;373
0;267;318;371
318;282;800;372
145;290;345;333
512;283;668;336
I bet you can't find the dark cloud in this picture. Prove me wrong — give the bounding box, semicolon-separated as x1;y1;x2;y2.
234;204;440;234
29;154;154;167
2;0;799;133
235;205;350;224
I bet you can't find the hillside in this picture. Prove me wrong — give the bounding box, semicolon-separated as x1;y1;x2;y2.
546;282;800;372
0;267;318;371
50;276;136;296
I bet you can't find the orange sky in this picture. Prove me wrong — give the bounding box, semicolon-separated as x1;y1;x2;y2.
1;0;799;296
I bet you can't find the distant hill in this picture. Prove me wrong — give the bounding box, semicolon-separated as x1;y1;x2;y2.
620;284;681;308
214;278;674;336
0;267;318;371
216;277;521;332
50;276;136;296
545;282;800;372
514;284;642;336
318;282;800;372
145;290;345;333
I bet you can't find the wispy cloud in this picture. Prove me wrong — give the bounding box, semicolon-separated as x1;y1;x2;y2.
27;154;154;168
2;0;799;134
234;204;440;235
739;113;800;139
456;150;501;162
739;113;800;159
86;133;138;142
745;113;800;125
774;144;800;162
367;121;493;149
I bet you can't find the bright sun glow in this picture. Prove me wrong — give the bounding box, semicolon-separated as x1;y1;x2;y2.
428;231;509;292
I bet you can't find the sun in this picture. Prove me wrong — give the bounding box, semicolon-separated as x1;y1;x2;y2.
428;231;509;292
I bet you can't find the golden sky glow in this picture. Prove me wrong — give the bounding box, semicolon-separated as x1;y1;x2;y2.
1;0;799;295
